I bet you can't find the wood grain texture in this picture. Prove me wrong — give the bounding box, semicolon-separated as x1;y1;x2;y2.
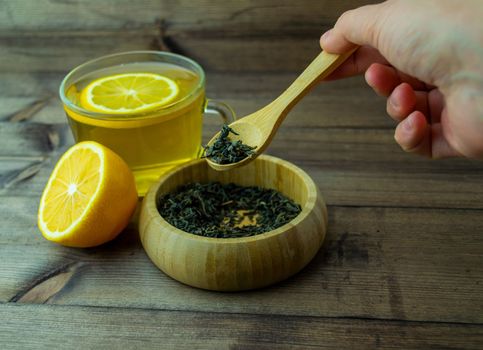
0;31;160;73
0;0;382;73
0;122;71;157
140;155;327;291
0;32;327;73
0;0;380;31
2;195;482;324
1;304;483;350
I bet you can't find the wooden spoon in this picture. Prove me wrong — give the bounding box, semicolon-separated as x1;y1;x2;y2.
206;48;357;171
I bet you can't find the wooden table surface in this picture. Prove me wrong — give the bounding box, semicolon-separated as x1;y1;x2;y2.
1;1;483;349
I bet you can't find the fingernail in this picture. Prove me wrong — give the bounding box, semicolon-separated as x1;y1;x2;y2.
389;95;399;110
402;115;413;133
321;29;332;41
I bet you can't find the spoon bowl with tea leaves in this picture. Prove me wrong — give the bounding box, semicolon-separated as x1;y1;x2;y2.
205;48;357;171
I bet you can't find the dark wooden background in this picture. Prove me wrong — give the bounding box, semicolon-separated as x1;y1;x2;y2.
1;1;483;349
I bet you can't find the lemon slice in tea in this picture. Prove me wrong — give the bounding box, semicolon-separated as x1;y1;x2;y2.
80;73;179;114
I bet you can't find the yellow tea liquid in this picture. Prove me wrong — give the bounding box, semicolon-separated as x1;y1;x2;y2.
64;62;204;195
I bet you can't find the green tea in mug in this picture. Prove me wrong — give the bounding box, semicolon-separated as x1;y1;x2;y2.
60;52;207;196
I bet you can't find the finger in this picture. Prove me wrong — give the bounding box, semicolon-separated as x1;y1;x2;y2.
427;89;445;123
408;89;445;123
386;83;417;121
388;86;447;123
320;3;388;53
320;28;358;54
365;63;427;96
394;110;460;158
322;46;388;80
394;111;431;157
413;91;429;119
365;63;401;97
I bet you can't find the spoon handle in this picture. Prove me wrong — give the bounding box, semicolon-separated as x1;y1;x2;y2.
272;48;357;114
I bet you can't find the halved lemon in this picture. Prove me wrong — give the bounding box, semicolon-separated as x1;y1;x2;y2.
80;73;179;114
38;141;138;247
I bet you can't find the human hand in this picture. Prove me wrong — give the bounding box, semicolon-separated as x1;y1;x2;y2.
320;0;483;159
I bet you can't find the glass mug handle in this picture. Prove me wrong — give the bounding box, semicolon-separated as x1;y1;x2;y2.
203;99;236;124
199;99;236;158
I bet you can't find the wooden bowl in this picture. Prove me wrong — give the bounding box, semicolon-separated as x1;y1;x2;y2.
139;155;327;291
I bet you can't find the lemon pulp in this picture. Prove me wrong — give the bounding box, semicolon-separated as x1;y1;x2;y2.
80;73;179;114
38;141;138;247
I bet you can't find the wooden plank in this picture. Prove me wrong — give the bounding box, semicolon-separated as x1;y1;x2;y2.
0;30;160;73
0;73;63;97
2;198;482;324
2;304;483;350
167;35;323;72
3;158;483;209
0;31;327;72
0;97;41;121
0;0;381;74
0;0;380;31
0;0;162;31
0;0;382;73
309;167;483;209
2;29;391;73
0;122;71;157
264;127;483;171
0;161;44;191
1;301;483;349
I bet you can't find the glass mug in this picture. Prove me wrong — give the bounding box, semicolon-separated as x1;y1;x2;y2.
59;51;235;196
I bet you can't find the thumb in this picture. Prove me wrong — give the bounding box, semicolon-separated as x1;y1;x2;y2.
320;2;389;54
